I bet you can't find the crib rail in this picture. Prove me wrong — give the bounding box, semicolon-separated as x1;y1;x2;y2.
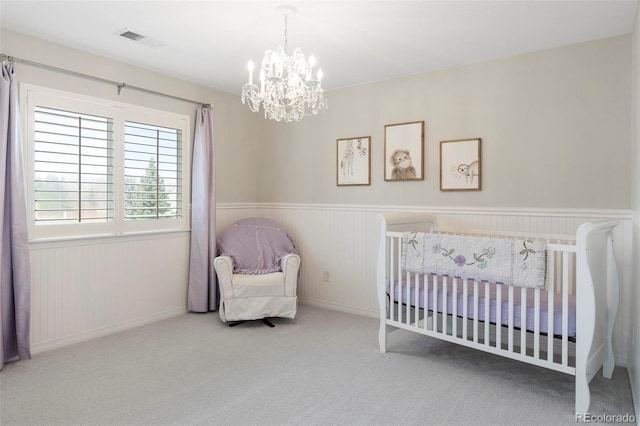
379;229;577;376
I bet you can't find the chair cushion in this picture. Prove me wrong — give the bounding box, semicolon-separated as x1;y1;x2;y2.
231;272;286;298
217;217;298;275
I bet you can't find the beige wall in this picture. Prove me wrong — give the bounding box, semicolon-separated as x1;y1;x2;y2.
259;36;631;210
5;29;630;211
0;29;264;204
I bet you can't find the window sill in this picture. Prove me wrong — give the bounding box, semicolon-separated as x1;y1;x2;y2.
29;228;191;248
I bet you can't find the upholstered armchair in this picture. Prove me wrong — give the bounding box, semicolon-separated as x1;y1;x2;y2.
213;217;300;327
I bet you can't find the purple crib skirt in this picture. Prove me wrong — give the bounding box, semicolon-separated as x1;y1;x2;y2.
390;277;576;338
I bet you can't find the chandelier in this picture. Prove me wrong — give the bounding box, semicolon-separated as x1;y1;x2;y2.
241;5;327;122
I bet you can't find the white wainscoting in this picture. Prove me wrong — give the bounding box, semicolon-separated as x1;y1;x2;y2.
30;204;632;366
30;231;190;353
219;204;632;365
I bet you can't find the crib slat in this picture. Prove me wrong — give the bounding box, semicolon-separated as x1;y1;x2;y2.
423;275;428;330
562;251;570;366
395;236;400;322
534;288;540;359
443;276;448;335
433;275;439;333
547;252;555;362
406;270;411;325
463;279;469;340
473;280;479;344
452;278;458;338
521;287;527;355
508;286;514;352
414;273;420;326
389;236;395;322
484;282;490;346
397;237;403;323
496;284;502;350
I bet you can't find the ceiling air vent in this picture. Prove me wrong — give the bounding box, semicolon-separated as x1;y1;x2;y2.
119;30;145;41
114;28;165;49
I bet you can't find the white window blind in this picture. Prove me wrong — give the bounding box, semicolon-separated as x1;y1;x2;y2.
34;106;114;224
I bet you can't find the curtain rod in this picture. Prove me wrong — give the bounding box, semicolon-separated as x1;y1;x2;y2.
0;53;211;108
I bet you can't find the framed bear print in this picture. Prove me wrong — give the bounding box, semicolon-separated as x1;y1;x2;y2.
440;138;481;191
336;136;371;186
384;121;424;181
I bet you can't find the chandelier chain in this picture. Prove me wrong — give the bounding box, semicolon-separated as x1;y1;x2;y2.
284;14;288;53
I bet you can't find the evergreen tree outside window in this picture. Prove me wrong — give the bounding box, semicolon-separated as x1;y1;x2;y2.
124;121;182;221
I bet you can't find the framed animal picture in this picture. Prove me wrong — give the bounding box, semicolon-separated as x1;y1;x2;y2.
337;136;371;186
384;121;424;181
440;138;481;191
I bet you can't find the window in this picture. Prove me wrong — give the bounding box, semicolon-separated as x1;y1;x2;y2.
23;85;190;239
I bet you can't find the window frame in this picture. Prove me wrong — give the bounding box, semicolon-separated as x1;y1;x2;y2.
22;84;191;240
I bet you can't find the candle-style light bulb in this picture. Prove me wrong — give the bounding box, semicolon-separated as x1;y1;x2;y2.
308;56;316;81
317;68;323;83
247;60;254;85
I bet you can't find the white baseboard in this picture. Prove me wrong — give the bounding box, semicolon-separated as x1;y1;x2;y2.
614;354;629;368
31;307;187;354
299;297;378;319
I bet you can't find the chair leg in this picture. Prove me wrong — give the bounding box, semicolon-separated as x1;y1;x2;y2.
262;318;275;328
227;318;275;328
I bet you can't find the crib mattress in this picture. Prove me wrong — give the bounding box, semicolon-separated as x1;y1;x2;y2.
390;278;576;338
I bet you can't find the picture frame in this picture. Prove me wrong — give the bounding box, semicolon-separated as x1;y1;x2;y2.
384;121;425;181
440;138;482;191
336;136;371;186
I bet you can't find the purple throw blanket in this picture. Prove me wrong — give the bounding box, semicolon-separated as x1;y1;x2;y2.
217;217;298;274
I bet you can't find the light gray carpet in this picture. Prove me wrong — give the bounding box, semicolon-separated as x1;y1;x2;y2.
0;304;635;426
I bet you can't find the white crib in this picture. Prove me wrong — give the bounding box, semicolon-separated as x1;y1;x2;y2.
376;213;620;415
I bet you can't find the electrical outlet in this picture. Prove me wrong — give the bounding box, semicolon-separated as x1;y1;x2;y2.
323;271;330;282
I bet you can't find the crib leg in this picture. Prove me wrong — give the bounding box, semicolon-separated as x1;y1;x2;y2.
603;234;619;380
379;320;388;353
575;373;591;416
603;338;615;379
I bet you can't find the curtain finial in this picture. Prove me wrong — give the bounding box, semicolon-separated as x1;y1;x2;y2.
0;54;14;65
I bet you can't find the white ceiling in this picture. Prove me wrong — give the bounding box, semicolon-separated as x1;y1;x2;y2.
1;1;638;95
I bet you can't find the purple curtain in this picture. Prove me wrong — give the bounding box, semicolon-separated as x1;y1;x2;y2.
187;107;216;312
0;62;31;368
